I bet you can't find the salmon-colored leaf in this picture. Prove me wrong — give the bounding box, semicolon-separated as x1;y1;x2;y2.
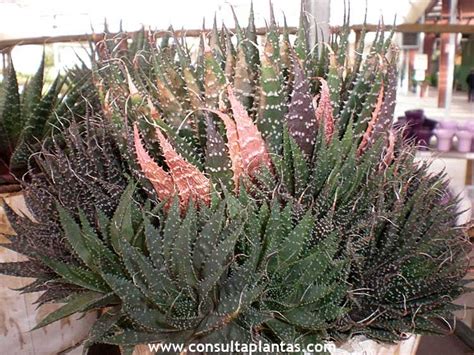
155;128;211;207
358;83;384;156
227;85;272;176
315;78;335;144
133;125;175;202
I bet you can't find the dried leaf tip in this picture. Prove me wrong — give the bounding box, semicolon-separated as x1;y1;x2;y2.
125;70;139;97
381;129;396;170
146;97;160;120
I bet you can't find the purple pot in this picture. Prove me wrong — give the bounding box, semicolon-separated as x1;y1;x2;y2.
397;116;408;124
456;130;472;152
434;128;454;152
458;121;474;133
437;120;458;130
423;118;438;131
404;109;424;123
415;128;433;150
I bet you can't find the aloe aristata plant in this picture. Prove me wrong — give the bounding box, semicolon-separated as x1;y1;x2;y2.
0;57;98;190
0;3;470;352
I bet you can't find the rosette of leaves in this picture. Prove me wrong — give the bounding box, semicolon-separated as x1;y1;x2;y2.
96;4;469;343
41;186;347;352
0;119;130;306
0;56;98;190
0;3;470;353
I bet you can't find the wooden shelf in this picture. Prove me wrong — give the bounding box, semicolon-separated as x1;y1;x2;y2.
416;149;474;186
416;150;474;160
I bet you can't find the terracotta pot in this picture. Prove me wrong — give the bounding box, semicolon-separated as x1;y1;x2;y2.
0;192;96;354
134;344;153;354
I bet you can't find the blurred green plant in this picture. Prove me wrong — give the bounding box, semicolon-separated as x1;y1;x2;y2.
0;54;98;189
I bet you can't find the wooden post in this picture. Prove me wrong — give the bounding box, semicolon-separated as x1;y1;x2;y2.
438;0;450;107
423;33;436;75
444;0;459;114
421;33;436;97
437;0;458;108
1;49;11;77
438;33;450;107
304;0;330;47
354;29;361;46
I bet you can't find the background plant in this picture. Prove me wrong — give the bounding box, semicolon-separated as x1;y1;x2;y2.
0;56;98;189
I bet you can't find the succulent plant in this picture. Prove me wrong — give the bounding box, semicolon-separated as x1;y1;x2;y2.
0;2;470;353
0;56;98;190
0;120;130;305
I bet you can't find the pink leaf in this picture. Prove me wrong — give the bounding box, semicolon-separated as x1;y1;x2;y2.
315;78;335;144
226;85;272;176
358;83;385;156
155;128;211;207
133;125;175;202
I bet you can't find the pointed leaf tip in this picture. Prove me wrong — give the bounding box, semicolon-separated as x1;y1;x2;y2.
358;83;384;156
205;108;243;191
315;78;335;144
155;128;211;208
285;53;316;157
227;85;273;176
133;124;175;202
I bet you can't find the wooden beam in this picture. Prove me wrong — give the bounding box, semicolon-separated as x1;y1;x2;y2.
0;27;300;51
1;22;473;51
348;23;474;33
